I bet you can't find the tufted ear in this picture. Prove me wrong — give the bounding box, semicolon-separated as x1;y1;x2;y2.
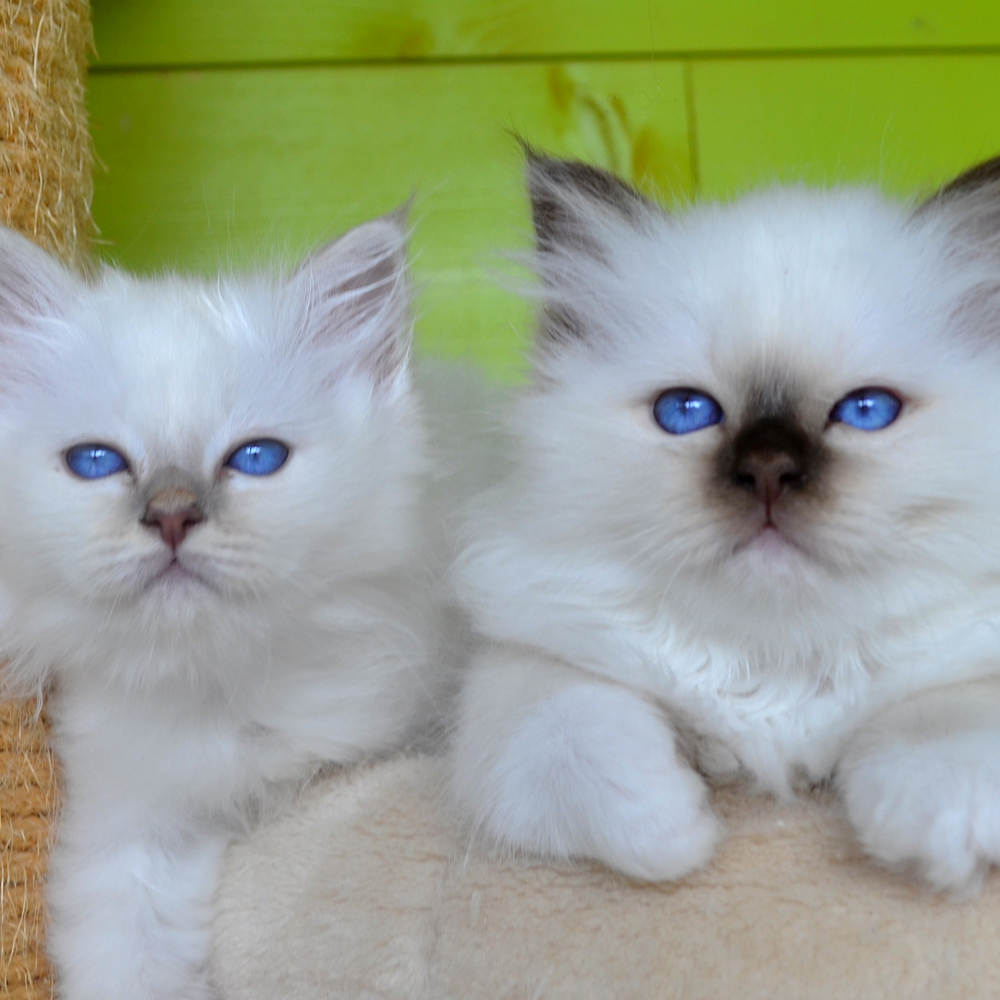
521;148;661;350
525;147;658;259
290;208;412;387
0;225;77;333
913;155;1000;343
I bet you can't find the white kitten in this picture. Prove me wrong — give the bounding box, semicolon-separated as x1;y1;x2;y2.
451;152;1000;893
0;215;449;999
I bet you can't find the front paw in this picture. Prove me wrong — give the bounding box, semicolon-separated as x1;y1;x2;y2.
839;732;1000;894
476;683;722;881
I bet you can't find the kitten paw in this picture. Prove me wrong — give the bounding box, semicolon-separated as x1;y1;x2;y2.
840;732;1000;894
482;683;721;881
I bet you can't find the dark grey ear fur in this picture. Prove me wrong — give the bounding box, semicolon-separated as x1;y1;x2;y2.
523;146;658;257
916;155;1000;247
292;207;412;386
914;156;1000;344
923;156;1000;206
522;148;659;350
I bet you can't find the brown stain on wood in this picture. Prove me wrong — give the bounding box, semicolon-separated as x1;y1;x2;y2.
546;64;691;205
351;11;434;60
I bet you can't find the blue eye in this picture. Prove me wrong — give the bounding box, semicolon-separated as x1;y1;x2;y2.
829;388;902;431
653;388;724;435
225;439;289;476
65;444;129;479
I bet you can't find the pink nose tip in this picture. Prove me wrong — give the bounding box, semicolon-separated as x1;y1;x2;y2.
142;488;204;550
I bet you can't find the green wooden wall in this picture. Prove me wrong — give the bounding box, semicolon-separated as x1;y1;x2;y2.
88;2;1000;377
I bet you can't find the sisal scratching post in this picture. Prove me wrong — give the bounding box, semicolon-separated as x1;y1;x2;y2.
0;704;60;999
0;1;94;997
0;0;93;269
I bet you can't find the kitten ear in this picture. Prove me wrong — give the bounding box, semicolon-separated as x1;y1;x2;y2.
291;209;412;387
524;147;658;258
0;225;77;332
917;155;1000;247
521;149;661;351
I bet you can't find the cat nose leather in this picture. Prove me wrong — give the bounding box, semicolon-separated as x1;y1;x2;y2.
734;452;803;504
142;488;204;550
729;415;814;508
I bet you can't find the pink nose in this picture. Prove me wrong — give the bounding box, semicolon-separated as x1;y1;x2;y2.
142;488;204;550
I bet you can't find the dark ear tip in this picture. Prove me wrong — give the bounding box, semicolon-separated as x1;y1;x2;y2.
920;154;1000;211
523;152;651;216
508;131;544;164
523;147;572;188
521;144;563;199
514;138;590;194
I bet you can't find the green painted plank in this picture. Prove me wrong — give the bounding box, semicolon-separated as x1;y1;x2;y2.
87;61;690;378
91;0;1000;69
694;55;1000;199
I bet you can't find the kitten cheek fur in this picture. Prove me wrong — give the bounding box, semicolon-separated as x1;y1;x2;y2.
0;214;449;1000
450;151;1000;892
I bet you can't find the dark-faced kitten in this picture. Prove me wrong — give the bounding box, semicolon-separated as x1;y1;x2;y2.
451;152;1000;893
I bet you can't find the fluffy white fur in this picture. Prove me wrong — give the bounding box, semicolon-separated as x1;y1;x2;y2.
451;154;1000;893
0;216;450;999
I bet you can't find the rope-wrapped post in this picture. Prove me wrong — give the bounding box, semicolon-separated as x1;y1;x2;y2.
0;704;60;999
0;1;94;996
0;0;93;269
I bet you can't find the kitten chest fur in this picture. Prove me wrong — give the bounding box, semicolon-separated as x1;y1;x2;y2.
49;577;434;828
459;429;1000;796
470;537;1000;796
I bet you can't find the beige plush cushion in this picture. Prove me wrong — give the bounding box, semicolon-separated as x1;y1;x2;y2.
214;755;1000;1000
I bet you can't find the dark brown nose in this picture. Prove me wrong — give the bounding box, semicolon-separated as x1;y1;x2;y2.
142;488;204;550
729;415;815;511
734;452;804;504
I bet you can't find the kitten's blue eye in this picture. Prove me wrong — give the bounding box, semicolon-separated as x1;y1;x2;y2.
65;444;129;479
829;388;902;431
653;388;724;435
225;439;289;476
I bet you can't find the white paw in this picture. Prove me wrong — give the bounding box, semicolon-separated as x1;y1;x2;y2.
839;731;1000;894
483;683;721;881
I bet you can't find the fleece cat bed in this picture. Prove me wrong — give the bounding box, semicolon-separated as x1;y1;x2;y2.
0;1;93;997
214;754;1000;1000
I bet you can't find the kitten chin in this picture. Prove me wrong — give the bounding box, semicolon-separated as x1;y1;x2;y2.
0;215;454;1000
733;524;804;573
451;150;1000;895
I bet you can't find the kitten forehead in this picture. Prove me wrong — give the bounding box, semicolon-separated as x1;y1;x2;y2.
14;268;343;473
93;270;270;349
82;276;280;422
671;188;926;329
564;186;968;395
